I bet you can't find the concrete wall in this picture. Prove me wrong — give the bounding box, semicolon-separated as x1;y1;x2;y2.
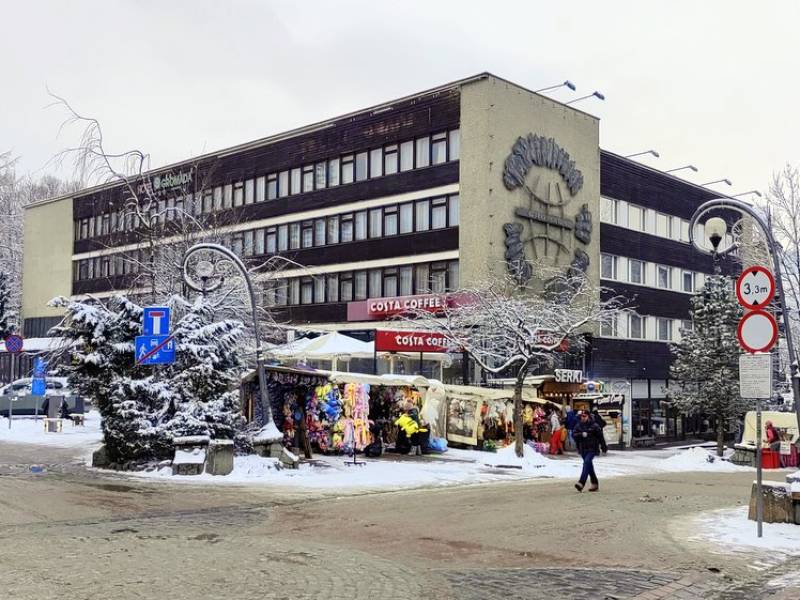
458;76;601;288
21;197;73;320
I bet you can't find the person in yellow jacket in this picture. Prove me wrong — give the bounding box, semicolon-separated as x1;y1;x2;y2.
395;407;428;456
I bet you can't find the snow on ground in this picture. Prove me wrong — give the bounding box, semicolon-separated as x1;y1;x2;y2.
689;506;800;560
122;444;758;490
0;411;102;448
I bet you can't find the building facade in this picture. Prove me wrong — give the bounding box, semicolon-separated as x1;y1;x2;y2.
21;73;738;442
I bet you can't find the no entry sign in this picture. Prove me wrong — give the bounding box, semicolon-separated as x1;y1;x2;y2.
736;266;775;310
737;310;778;354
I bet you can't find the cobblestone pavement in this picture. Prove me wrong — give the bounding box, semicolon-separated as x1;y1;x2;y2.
1;441;798;599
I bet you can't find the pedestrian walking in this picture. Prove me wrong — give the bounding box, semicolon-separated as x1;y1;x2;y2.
565;407;577;451
549;410;564;455
574;410;602;492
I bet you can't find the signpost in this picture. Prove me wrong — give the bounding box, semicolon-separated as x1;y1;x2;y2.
735;266;777;539
31;357;47;421
136;307;176;366
4;334;23;429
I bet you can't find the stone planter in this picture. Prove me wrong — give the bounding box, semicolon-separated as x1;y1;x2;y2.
206;439;235;476
172;435;210;476
748;481;798;524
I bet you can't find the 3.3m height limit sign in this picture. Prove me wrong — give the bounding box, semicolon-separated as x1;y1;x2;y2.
736;266;778;354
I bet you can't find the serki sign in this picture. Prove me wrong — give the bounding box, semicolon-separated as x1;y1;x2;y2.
375;330;450;353
554;369;583;384
367;294;448;318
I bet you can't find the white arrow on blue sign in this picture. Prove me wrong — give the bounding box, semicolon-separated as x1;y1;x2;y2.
135;335;176;366
143;307;171;336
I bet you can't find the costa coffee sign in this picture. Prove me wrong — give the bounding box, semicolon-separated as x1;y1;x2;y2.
367;294;448;317
375;330;450;353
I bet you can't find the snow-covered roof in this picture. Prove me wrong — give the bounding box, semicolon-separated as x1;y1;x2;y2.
0;337;70;353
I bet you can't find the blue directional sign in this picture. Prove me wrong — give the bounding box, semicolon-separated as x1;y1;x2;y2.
135;335;176;366
143;307;171;336
31;357;47;396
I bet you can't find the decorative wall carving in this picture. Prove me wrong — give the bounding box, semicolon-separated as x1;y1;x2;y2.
502;134;584;195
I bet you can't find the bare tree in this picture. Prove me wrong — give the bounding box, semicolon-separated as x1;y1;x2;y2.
409;266;625;457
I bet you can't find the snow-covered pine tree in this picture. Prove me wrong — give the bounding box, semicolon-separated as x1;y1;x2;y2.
0;271;14;338
667;274;751;456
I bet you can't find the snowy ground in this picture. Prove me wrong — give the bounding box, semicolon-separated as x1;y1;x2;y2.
0;411;102;448
687;506;800;568
122;443;758;490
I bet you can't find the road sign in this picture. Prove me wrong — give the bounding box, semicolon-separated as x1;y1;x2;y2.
143;307;171;336
135;335;176;366
31;357;47;396
739;353;772;399
4;334;23;354
737;310;778;353
736;266;775;310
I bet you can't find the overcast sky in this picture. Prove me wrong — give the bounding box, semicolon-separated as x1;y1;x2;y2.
2;0;798;195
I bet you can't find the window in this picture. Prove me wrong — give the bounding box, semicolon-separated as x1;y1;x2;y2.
448;129;460;160
274;280;288;306
656;212;670;238
679;219;690;243
400;141;414;171
448;261;459;290
256;176;266;202
628;205;644;231
255;229;265;255
299;277;312;304
328;158;340;187
302;165;314;192
289;279;300;305
203;190;214;213
244;179;255;205
369;269;382;297
657;318;673;341
341;155;354;184
327;274;339;303
233;182;244;207
383;268;398;297
384;206;398;236
277;225;289;251
430;262;447;293
370;148;383;178
629;314;644;339
657;265;671;289
601;254;617;279
601;314;618;337
341;214;354;242
243;230;254;256
231;233;244;256
416;200;430;231
279;171;290;197
448;195;459;226
431;132;447;165
629;259;644;285
355;211;367;240
267;174;278;200
290;168;301;194
289;223;301;249
354;271;367;300
415;136;430;167
682;271;694;293
314;219;326;247
327;215;340;244
369;208;382;238
681;319;693;333
266;227;277;253
315;162;327;190
340;274;353;302
415;263;429;293
314;277;326;304
221;185;230;210
400;203;414;233
355;152;368;181
301;221;314;248
431;198;447;229
384;145;398;175
399;266;413;295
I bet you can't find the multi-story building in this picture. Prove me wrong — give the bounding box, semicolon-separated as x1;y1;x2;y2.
21;72;738;443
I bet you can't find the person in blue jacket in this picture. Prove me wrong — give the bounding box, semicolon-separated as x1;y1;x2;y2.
565;407;578;450
573;410;603;492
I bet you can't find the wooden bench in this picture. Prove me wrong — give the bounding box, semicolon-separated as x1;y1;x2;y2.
631;436;656;448
70;413;86;427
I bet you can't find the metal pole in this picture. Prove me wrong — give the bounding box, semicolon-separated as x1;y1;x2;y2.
756;397;763;538
689;198;800;440
8;352;14;429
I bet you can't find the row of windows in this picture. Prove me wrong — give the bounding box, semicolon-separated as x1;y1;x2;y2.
72;195;460;282
600;253;706;294
601;312;693;343
74;129;461;240
265;260;460;306
600;196;734;250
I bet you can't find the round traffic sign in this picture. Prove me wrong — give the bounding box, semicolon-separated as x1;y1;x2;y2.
737;310;778;354
736;266;775;310
4;334;24;354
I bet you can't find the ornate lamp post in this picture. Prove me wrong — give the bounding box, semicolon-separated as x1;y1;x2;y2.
688;199;800;434
181;242;280;439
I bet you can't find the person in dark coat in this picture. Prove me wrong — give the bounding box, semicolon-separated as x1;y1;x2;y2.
573;411;603;492
565;407;578;450
591;409;609;454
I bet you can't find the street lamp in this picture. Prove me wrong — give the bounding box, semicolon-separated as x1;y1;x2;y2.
181;242;280;439
566;91;605;105
535;80;577;93
733;190;763;198
702;179;733;187
625;150;660;159
689;199;800;446
666;165;699;174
